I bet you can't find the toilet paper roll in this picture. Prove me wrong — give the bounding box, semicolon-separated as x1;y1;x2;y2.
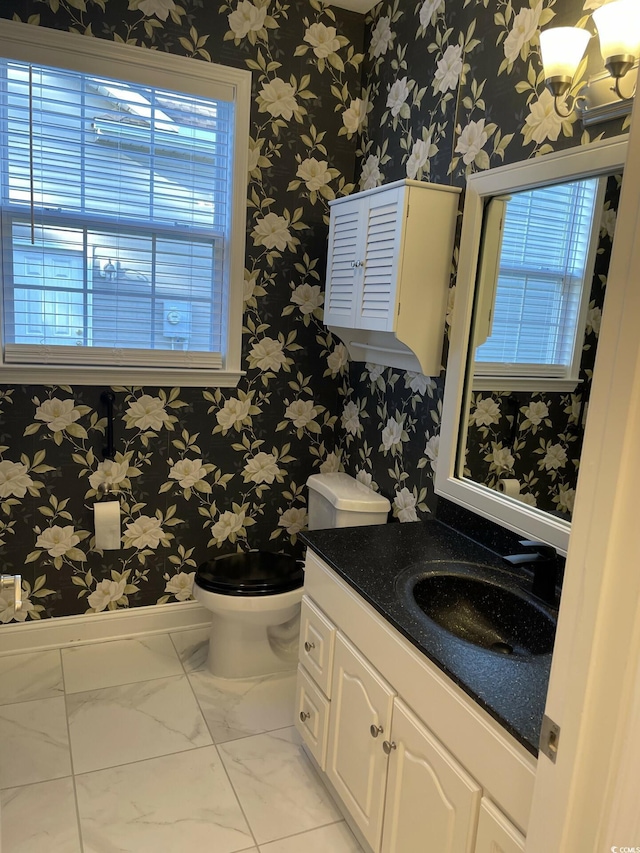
498;479;521;498
94;500;121;550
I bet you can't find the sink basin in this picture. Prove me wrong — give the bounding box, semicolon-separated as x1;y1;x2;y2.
396;563;556;658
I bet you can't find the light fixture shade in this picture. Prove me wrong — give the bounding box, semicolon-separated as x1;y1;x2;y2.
539;27;591;80
592;0;640;61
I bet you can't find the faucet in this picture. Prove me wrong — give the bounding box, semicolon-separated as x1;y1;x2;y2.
503;540;559;606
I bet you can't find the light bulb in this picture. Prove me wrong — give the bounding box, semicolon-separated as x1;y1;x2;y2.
593;0;640;64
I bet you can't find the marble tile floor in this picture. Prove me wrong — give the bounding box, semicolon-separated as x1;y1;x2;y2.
0;628;363;853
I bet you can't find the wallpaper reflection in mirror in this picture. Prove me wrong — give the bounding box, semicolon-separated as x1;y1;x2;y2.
462;174;621;520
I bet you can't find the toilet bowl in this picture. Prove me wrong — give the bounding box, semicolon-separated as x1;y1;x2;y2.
194;475;390;680
193;551;303;679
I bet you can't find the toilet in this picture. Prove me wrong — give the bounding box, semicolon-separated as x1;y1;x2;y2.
193;473;390;679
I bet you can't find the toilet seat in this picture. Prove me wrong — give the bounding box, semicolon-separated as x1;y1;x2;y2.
195;551;303;596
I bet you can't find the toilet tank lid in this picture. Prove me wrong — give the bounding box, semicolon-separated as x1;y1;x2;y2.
307;473;391;512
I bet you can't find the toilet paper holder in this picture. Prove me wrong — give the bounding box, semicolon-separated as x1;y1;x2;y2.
0;573;22;612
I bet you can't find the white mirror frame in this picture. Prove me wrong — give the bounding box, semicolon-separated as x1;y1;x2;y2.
436;136;628;556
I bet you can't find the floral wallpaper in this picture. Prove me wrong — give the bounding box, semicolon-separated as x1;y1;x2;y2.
0;0;631;625
336;0;629;529
0;0;364;622
463;174;620;519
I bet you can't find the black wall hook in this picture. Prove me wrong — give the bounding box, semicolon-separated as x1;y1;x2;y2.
100;391;116;461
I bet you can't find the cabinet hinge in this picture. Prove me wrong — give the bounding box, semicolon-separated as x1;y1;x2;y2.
539;714;561;762
397;301;401;316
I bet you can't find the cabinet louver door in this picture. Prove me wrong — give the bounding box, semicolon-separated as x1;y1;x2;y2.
324;199;362;327
359;188;403;332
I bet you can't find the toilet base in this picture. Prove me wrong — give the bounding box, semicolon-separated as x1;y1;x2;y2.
205;610;301;679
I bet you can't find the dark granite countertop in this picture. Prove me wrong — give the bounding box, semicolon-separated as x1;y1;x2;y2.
301;518;556;757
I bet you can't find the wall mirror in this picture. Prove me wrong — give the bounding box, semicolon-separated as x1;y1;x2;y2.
435;136;628;555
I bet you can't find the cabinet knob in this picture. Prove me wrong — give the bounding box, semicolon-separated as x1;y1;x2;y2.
370;724;383;738
299;710;310;722
304;641;315;653
382;740;397;754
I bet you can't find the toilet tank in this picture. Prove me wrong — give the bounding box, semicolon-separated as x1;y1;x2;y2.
307;473;390;530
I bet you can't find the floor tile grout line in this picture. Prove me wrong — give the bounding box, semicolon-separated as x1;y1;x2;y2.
60;646;86;853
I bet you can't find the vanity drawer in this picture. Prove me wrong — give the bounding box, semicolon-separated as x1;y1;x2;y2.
295;665;330;770
298;595;336;696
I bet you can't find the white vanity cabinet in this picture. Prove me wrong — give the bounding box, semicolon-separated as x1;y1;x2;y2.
295;549;537;853
324;179;460;375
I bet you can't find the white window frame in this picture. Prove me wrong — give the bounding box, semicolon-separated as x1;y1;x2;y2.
0;20;250;387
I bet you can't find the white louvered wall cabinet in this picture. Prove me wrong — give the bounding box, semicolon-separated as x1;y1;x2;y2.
324;179;461;375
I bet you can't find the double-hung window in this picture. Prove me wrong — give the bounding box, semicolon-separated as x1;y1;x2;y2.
473;176;605;391
0;21;250;385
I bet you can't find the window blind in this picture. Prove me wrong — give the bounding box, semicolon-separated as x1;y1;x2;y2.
475;177;600;375
0;59;235;368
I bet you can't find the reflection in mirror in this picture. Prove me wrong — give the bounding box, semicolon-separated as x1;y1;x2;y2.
435;136;628;554
460;174;621;521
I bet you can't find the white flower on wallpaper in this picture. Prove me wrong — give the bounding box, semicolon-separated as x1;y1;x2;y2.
455;118;489;167
520;400;550;430
164;571;195;601
88;459;132;492
406;135;437;180
360;154;382;189
242;451;283;485
128;0;177;21
34;397;90;443
425;434;439;472
0;587;35;622
387;77;411;118
356;469;374;488
35;525;83;562
341;400;362;436
503;4;542;65
247;337;288;372
539;443;568;471
290;283;324;317
296;158;333;193
470;396;501;427
285;399;320;430
326;342;349;377
600;206;617;239
215;395;256;433
586;304;602;335
209;504;253;545
0;460;34;499
381;415;409;455
227;0;267;40
278;506;307;536
369;15;393;58
418;0;445;31
257;79;299;121
523;90;572;145
88;578;127;612
124;395;174;432
342;98;368;137
123;515;169;549
304;23;341;58
394;487;418;522
320;451;342;473
434;44;463;93
485;443;515;472
553;485;576;514
169;458;210;490
251;212;296;251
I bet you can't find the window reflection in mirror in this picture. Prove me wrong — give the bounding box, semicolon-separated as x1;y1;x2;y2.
459;173;621;522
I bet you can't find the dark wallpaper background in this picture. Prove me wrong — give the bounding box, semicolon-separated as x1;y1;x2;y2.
0;0;628;621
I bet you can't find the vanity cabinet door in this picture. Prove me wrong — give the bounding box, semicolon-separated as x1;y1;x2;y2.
295;665;330;770
327;632;396;852
381;699;482;853
298;596;336;697
473;798;525;853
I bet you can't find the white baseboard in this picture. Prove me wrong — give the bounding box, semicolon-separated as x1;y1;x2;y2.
0;601;211;656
